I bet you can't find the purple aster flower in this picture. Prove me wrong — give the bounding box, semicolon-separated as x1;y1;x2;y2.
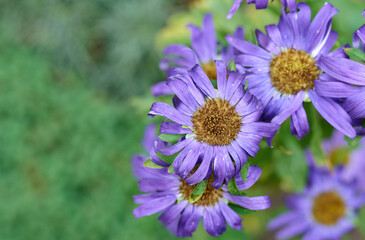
306;130;365;192
152;13;245;96
148;60;279;187
227;2;365;139
268;161;365;240
132;153;271;237
227;0;297;19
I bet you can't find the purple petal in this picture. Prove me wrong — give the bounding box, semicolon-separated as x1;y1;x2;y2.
160;122;192;135
343;90;365;119
159;200;188;225
265;24;283;47
290;105;309;139
308;90;356;138
149;102;192;127
235;133;261;157
142;123;157;152
213;147;225;188
255;29;280;55
226;35;272;60
184;206;203;234
314;79;361;98
271;91;305;125
151;81;174;97
305;2;338;54
177;204;194;237
219;200;242;230
159;137;195;155
226;0;243;20
235;165;262;191
172;96;193;117
224;193;271;210
240;122;279;138
186;145;213;185
187;24;210;63
188;65;217;98
275;219;309;239
203;207;219;236
236;54;269;67
167;78;199;112
138;178;180;192
203;13;217;60
178;144;204;178
318;56;365;85
225;71;244;101
133;195;177;218
215;60;227;99
267;212;301;230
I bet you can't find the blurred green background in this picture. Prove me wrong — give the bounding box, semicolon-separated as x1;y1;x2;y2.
1;0;365;239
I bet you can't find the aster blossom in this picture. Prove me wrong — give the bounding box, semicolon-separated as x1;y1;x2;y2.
152;13;245;96
306;130;365;192
133;152;270;237
268;159;365;240
227;2;365;139
148;60;279;187
227;0;297;19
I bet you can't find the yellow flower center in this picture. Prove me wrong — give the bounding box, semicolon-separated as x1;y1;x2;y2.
179;175;223;206
270;48;320;95
312;191;346;225
191;98;242;146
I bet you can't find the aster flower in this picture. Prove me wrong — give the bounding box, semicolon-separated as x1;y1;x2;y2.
132;153;270;237
306;130;365;192
227;2;365;139
226;0;297;19
268;161;365;240
152;13;245;96
148;60;279;187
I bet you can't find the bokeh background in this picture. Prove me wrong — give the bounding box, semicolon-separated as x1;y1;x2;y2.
1;0;365;239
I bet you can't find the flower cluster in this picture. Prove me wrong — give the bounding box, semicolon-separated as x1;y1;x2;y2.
131;0;365;239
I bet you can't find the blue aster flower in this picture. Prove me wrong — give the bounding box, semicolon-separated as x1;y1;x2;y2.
148;60;279;187
227;2;365;139
268;161;365;240
132;153;270;237
152;13;245;96
227;0;297;19
306;130;365;193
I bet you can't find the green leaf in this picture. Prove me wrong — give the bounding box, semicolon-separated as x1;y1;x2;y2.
156;151;179;165
240;161;250;182
229;60;236;71
189;180;208;204
158;133;185;142
345;48;365;63
228;177;241;196
167;164;175;173
228;203;256;216
345;135;363;150
143;157;165;169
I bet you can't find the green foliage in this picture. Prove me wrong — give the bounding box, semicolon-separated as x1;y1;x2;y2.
158;133;185;142
345;48;365;62
143;158;165;169
189;180;208;203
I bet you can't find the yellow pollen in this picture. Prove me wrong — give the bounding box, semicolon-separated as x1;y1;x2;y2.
179;175;223;206
327;148;350;169
270;48;320;95
202;61;217;80
312;191;346;225
191;98;242;146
